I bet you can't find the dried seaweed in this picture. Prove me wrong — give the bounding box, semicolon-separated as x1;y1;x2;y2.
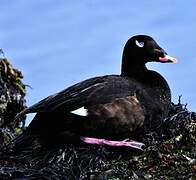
1;103;195;179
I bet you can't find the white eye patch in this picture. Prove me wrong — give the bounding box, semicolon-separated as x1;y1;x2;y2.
135;40;144;48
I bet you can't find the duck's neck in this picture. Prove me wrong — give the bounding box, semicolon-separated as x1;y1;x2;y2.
121;57;148;77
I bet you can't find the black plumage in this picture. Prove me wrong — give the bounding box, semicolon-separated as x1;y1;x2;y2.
14;35;177;148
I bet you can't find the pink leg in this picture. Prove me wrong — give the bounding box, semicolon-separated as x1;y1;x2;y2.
80;136;145;150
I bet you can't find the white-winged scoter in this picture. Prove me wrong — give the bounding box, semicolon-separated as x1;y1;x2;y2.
15;35;177;150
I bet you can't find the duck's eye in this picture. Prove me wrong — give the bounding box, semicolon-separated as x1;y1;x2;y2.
135;40;144;48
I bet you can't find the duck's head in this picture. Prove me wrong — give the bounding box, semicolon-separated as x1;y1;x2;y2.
121;35;177;75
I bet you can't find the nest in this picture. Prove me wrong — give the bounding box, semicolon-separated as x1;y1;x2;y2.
0;56;195;179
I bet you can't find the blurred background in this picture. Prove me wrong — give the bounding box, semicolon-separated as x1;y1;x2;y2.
0;0;195;124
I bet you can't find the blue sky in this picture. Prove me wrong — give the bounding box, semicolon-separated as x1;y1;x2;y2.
0;1;196;124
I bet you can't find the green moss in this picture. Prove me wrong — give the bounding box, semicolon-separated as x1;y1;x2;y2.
0;57;26;148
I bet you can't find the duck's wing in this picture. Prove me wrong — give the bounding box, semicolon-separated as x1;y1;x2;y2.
15;75;141;119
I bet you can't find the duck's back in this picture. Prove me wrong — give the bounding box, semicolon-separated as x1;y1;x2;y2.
76;72;171;139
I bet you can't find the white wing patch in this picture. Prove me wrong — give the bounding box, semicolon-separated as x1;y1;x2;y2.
71;107;88;116
70;83;103;116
